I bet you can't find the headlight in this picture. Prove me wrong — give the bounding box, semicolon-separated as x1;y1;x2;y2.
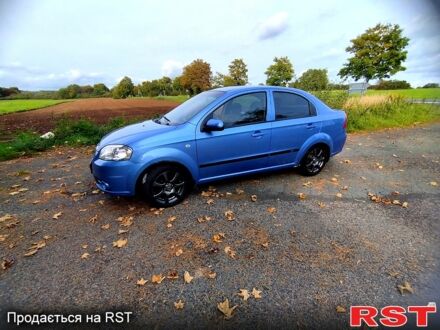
99;145;133;161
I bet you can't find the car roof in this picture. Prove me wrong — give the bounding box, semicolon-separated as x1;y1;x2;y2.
214;85;306;95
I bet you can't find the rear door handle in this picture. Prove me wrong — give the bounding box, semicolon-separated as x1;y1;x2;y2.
252;130;264;138
306;123;316;129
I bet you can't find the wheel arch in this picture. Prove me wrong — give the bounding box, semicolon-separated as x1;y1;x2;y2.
135;160;195;195
296;133;333;164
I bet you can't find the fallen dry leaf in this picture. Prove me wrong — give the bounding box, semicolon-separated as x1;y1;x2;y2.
302;181;313;187
331;177;338;183
23;249;38;257
174;300;185;310
235;188;244;195
224;210;235;221
336;305;346;313
252;288;262;299
167;216;177;223
0;214;14;222
167;271;179;279
101;223;110;230
137;278;148;286
1;257;14;270
118;229;129;234
112;238;127;248
151;274;165;284
267;207;276;214
213;233;225;243
175;248;183;256
317;201;326;208
184;271;194;284
402;202;408;208
430;181;438;186
336;193;343;198
261;242;269;248
297;193;306;200
207;271;217;279
52;212;63;220
238;289;250;301
397;281;414;295
81;252;90;259
0;234;9;242
217;299;237;319
250;195;257;202
343;159;352;164
89;215;98;224
224;246;236;259
197;215;212;223
118;216;133;227
9;191;20;196
206;198;215;205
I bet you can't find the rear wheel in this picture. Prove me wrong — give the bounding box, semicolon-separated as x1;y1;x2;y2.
140;165;190;207
299;145;328;176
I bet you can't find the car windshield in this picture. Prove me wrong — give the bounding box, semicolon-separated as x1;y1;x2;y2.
156;90;225;125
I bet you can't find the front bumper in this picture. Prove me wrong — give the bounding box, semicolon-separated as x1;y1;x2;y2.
90;158;139;196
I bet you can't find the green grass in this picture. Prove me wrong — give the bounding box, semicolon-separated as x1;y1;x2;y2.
0;99;70;115
153;95;189;103
366;88;440;99
0;117;133;161
345;96;440;133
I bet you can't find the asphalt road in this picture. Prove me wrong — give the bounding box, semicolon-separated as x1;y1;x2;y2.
1;123;439;329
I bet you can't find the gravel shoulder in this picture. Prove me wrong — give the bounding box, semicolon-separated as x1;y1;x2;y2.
0;124;439;329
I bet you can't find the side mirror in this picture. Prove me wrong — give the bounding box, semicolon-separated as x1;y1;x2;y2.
204;118;224;132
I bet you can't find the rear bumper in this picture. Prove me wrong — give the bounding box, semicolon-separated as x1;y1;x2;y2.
90;158;139;196
331;132;347;156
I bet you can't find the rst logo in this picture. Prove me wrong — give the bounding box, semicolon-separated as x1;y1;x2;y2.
350;304;437;327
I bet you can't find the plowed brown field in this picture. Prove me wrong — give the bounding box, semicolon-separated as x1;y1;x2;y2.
0;98;178;136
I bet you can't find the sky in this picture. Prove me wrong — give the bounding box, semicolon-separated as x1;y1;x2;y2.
0;0;439;90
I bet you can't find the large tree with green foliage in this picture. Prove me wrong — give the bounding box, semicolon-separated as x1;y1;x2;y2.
338;23;410;83
295;69;329;91
225;58;248;86
181;59;212;95
93;83;109;96
265;56;294;86
112;76;134;99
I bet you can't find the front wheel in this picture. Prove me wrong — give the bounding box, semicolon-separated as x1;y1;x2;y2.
299;145;328;176
140;165;190;207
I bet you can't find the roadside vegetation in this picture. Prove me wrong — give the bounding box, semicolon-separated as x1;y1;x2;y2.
0;99;70;115
0;118;132;160
366;88;440;99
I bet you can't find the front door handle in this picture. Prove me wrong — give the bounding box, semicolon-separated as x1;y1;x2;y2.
251;130;264;138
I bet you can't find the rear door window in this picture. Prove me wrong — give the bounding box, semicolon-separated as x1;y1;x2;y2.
273;92;315;120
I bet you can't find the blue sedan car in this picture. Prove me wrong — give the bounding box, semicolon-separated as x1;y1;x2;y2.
91;86;347;207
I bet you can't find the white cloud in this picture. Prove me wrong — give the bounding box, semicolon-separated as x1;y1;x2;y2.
161;60;183;78
257;12;289;40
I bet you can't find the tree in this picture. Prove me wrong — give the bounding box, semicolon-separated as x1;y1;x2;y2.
112;76;134;99
227;58;248;86
338;23;410;83
422;83;439;88
369;79;411;90
181;59;212;95
93;83;109;96
265;56;294;86
295;69;329;91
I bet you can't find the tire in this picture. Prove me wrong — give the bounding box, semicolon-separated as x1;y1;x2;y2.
299;145;328;176
140;165;190;207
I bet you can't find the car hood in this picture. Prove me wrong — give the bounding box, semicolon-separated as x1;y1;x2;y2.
98;120;175;147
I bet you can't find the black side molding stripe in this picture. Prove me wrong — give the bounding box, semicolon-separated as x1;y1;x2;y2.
199;148;299;168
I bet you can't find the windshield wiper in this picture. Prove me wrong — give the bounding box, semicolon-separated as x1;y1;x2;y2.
161;115;171;125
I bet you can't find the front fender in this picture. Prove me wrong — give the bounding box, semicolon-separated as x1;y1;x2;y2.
295;133;333;164
135;147;199;184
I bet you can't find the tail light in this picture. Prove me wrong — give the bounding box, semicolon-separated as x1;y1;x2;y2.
343;114;347;129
